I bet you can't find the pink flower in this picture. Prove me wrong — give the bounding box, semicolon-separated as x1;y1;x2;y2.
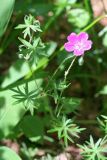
64;32;92;56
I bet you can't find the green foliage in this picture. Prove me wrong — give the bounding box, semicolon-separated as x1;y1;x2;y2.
1;60;33;88
15;14;42;39
19;115;44;142
98;85;107;95
0;0;15;37
78;136;107;160
11;82;39;115
18;37;45;61
48;116;85;147
1;1;107;159
39;154;54;160
16;15;45;62
61;97;81;114
20;143;38;160
56;0;77;5
0;89;26;138
0;80;42;138
1;58;46;89
103;33;107;47
0;146;22;160
67;8;90;28
97;115;107;134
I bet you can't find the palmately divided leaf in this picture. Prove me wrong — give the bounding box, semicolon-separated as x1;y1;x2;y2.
78;136;107;160
48;116;85;147
15;14;42;38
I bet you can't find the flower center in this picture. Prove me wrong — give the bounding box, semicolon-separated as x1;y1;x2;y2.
74;41;84;50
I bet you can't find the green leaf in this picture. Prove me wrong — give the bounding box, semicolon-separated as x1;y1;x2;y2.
16;15;42;38
57;0;77;5
0;89;25;138
45;41;57;57
62;97;81;113
99;85;107;95
78;136;107;160
103;33;107;47
0;0;15;37
1;60;31;88
19;115;44;142
18;37;33;48
0;146;22;160
33;37;41;49
0;80;41;138
48;116;84;147
1;57;48;89
67;8;90;28
1;41;56;89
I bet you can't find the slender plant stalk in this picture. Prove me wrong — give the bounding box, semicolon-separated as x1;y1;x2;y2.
64;56;76;81
55;57;77;116
44;55;74;92
55;90;63;115
81;14;107;32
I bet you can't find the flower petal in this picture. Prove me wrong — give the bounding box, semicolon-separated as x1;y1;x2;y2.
73;49;84;56
67;33;77;42
83;40;92;50
78;32;89;41
64;42;74;52
64;32;92;56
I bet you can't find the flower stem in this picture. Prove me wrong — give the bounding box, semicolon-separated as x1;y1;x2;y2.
81;14;107;32
44;55;74;92
64;56;76;81
55;56;77;117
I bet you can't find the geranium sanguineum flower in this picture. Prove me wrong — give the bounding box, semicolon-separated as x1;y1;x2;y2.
64;32;92;56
